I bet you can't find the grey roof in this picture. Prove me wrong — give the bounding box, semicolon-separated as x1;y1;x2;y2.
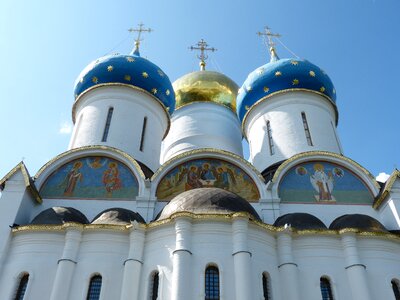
329;214;387;232
274;213;327;230
91;208;145;225
156;187;261;221
30;207;89;225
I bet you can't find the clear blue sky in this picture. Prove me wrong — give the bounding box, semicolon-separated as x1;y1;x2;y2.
1;0;399;180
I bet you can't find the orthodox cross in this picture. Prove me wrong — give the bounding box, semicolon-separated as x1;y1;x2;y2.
257;26;281;61
189;39;217;71
128;23;152;54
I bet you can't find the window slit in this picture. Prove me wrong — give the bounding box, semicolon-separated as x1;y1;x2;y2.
14;274;29;300
266;120;274;155
392;279;400;300
301;112;313;146
150;272;159;300
86;275;102;300
205;266;220;300
262;273;271;300
140;117;147;152
102;107;114;142
320;277;334;300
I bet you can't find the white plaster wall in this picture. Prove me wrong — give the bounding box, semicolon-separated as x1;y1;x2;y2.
244;92;341;172
161;103;243;163
70;86;169;171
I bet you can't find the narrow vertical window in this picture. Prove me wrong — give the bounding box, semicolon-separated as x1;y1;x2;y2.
140;117;147;152
266;120;275;155
102;107;114;142
320;277;334;300
392;279;400;300
86;275;102;300
262;272;271;300
14;274;29;300
301;112;313;146
205;266;220;300
150;271;159;300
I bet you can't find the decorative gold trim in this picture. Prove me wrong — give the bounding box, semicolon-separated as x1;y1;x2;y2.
241;88;339;138
12;217;400;242
0;162;42;204
174;100;237;117
271;151;380;189
373;170;400;209
72;83;171;139
151;148;265;183
34;145;146;180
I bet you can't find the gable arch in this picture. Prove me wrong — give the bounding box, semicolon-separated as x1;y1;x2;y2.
35;146;147;199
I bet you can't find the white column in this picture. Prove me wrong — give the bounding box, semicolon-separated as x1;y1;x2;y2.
232;217;253;300
341;232;372;300
49;227;82;300
171;217;192;300
120;222;145;300
277;230;300;300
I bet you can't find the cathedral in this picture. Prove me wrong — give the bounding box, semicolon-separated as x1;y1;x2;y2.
1;25;400;300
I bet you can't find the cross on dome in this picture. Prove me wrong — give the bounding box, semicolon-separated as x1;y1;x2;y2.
128;22;153;56
189;39;217;71
257;26;281;62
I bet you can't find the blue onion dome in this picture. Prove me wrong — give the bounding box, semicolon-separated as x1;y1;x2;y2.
73;52;175;116
237;56;337;125
173;70;238;113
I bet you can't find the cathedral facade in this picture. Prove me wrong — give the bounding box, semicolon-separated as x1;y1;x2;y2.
1;29;400;300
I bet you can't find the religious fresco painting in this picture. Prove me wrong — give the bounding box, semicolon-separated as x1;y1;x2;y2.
156;158;260;201
40;156;139;199
279;161;374;204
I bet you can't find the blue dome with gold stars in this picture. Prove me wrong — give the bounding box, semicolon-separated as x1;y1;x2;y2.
237;58;336;124
74;53;175;114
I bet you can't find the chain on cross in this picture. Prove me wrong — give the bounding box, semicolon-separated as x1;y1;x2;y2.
189;39;217;70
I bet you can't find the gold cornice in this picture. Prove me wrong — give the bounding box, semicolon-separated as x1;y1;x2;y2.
174;100;237;117
241;88;339;139
271;151;380;189
72;83;171;139
12;218;400;242
373;170;400;209
0;162;42;204
34;145;146;180
151;148;264;183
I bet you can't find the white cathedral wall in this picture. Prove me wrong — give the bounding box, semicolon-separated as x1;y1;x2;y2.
161;103;243;163
244;92;341;172
70;86;169;171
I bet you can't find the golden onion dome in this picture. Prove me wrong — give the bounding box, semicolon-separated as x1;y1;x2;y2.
173;70;238;112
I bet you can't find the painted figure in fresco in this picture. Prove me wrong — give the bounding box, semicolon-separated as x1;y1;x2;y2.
310;163;334;201
102;162;122;197
199;163;217;187
62;161;83;196
186;165;203;190
88;157;106;169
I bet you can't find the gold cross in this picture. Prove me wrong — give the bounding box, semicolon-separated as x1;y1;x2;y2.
257;26;281;61
128;23;153;54
189;39;217;70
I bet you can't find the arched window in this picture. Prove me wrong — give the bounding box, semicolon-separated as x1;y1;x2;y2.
101;107;114;142
86;275;102;300
262;272;271;300
392;279;400;300
205;266;220;300
14;274;29;300
320;277;334;300
150;271;159;300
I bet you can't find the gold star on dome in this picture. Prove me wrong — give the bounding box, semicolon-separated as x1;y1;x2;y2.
257;68;265;75
275;71;282;77
126;57;135;62
124;75;131;81
245;105;250;110
166;89;170;96
263;86;269;93
333;88;336;94
246;86;252;92
107;65;114;72
291;60;298;66
309;70;316;77
238;88;243;94
92;76;98;84
320;86;326;92
151;88;157;94
166;107;170;111
157;70;165;77
74;94;78;98
292;79;299;85
142;72;149;78
79;77;84;83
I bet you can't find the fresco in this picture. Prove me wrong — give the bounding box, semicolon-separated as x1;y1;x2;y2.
156;158;260;201
40;156;139;199
279;161;374;204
